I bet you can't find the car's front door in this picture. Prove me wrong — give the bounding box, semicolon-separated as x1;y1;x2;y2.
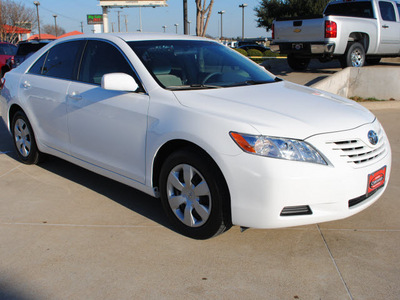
66;40;149;184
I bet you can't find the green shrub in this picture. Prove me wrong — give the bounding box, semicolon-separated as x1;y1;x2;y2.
247;49;263;57
234;48;248;56
263;50;279;57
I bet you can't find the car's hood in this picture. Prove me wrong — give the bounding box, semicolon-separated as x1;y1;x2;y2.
172;81;375;139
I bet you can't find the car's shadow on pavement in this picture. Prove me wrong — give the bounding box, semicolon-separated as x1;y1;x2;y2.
0;119;173;232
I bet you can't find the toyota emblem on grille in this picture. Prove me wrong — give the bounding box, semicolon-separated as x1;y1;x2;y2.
368;130;378;145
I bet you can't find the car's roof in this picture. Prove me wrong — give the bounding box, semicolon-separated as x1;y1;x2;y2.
57;32;213;43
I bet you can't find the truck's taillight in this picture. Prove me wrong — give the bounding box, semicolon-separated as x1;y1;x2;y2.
272;23;275;40
325;21;337;38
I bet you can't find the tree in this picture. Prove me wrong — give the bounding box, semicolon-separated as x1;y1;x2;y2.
42;24;66;37
195;0;214;37
0;0;36;43
255;0;330;31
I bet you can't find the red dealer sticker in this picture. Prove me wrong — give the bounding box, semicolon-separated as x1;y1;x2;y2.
367;166;386;195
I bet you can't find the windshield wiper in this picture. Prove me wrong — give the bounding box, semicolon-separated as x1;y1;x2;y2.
226;80;273;87
189;84;222;89
169;84;222;90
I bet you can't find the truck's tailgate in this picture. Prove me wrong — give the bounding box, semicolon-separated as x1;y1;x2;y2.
274;18;325;43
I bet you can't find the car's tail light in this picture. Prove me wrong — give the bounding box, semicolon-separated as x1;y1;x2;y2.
325;21;337;38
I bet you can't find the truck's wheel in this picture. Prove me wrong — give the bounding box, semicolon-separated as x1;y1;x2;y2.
340;42;365;68
287;54;310;71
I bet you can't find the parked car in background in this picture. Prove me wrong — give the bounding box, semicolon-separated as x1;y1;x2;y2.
0;42;17;77
237;44;270;53
271;0;400;70
5;40;51;72
0;33;392;239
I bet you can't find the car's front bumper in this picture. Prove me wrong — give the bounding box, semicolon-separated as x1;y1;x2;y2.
222;120;392;229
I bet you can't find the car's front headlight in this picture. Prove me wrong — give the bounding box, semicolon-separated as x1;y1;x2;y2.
230;132;327;165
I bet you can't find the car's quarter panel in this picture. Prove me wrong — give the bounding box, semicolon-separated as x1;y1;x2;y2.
67;82;149;184
18;74;71;153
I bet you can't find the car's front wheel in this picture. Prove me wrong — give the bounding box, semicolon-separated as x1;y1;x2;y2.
11;111;43;164
159;148;231;239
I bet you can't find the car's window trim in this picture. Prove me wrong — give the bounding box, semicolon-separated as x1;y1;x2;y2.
75;38;147;94
25;38;148;95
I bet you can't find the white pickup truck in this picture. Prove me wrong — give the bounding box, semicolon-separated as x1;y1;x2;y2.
270;0;400;70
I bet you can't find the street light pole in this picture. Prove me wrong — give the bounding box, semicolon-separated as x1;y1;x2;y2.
53;14;58;37
239;4;247;41
162;25;167;33
33;1;41;39
218;11;225;40
174;23;179;34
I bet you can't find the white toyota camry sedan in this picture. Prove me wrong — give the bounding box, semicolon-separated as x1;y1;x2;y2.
0;33;391;239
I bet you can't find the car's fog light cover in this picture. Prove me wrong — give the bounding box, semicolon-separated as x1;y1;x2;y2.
230;132;327;165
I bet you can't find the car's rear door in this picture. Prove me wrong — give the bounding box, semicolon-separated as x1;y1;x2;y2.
66;39;149;184
19;40;84;153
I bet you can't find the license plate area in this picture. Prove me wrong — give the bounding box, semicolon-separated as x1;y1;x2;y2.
292;43;303;50
367;166;386;196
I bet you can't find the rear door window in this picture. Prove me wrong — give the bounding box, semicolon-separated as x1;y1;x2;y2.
28;40;84;80
379;1;397;21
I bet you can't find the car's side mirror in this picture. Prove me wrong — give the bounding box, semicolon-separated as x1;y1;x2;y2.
101;73;139;92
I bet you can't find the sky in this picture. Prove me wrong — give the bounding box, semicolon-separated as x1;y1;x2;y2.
17;0;270;38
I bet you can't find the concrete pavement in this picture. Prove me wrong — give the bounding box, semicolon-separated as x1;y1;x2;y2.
0;72;399;299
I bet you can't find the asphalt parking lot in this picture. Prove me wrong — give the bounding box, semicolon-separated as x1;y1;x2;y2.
0;60;399;299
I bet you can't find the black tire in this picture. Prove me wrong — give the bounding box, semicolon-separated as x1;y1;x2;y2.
366;57;381;65
11;111;43;164
287;54;310;71
340;42;365;68
159;147;231;239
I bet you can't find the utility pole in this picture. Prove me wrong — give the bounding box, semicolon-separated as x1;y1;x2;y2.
117;10;121;32
183;0;188;35
80;22;84;33
124;15;128;32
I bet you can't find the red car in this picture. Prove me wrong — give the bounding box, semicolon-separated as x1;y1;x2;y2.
0;42;17;78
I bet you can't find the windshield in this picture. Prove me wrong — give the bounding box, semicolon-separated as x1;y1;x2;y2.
128;40;276;90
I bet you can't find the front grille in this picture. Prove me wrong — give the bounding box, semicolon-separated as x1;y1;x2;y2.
280;205;312;216
327;129;387;167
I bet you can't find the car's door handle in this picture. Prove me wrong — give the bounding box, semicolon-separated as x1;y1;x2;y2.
68;91;82;101
382;25;389;29
22;81;31;89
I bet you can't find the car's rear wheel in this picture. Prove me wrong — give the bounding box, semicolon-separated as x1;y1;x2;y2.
11;111;43;164
159;148;231;239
